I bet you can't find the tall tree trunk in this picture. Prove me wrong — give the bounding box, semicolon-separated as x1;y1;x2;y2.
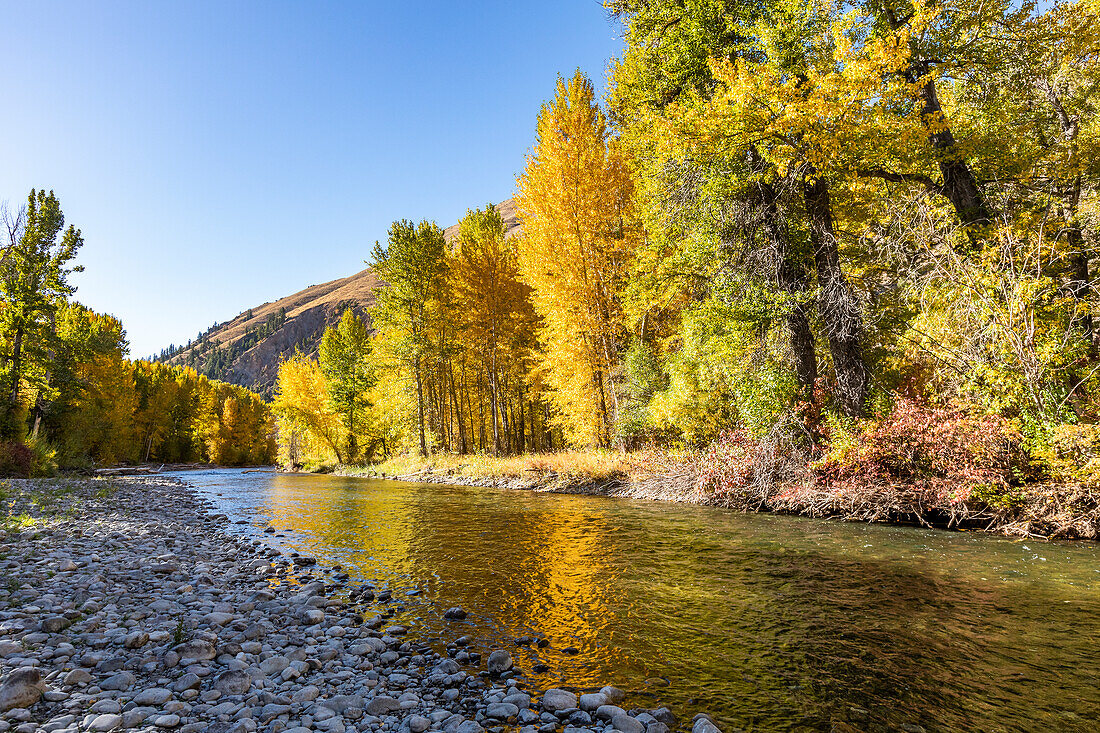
1043;80;1094;356
544;403;554;452
913;78;992;229
879;2;992;230
415;357;427;457
518;391;526;454
749;150;818;398
449;362;467;454
8;325;23;409
803;175;870;417
489;368;500;456
595;368;610;447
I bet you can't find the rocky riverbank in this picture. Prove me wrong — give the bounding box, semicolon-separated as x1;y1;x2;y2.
0;478;722;733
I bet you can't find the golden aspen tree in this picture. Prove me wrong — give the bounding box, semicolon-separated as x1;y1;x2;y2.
515;70;641;447
272;354;346;465
450;205;537;454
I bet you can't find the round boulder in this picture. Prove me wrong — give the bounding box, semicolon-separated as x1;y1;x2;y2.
487;650;513;675
542;688;578;713
213;670;251;696
0;667;45;712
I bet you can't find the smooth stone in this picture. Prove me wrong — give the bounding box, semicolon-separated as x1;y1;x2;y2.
134;688;174;706
88;714;123;732
487;651;513;675
409;716;431;733
172;673;201;692
365;695;400;716
578;694;606;712
99;671;136;692
600;687;626;705
595;706;627;722
456;722;484;733
486;703;520;721
691;716;721;733
259;656;289;676
542;689;578;713
213;670;251;696
123;631;150;649
612;715;645;733
0;668;44;712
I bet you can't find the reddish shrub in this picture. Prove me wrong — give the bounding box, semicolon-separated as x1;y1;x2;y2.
0;442;33;478
694;429;759;494
815;400;1025;500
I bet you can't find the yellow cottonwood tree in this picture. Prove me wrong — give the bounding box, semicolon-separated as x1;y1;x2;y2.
272;354;345;466
515;70;642;447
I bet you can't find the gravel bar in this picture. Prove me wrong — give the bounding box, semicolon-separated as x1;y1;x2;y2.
0;478;723;733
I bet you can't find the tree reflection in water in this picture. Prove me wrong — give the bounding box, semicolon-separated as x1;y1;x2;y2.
190;470;1100;733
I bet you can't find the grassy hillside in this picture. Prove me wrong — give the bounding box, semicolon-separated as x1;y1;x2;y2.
159;199;519;397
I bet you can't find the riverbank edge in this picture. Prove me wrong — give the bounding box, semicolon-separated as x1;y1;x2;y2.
331;464;1100;541
0;476;721;733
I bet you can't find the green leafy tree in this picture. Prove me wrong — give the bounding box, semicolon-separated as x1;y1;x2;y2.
0;189;84;438
319;309;374;462
370;219;447;456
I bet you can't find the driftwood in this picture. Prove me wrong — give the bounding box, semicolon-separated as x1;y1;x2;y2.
95;464;164;477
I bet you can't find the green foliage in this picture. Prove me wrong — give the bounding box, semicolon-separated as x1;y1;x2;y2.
0;189;84;438
320;310;375;462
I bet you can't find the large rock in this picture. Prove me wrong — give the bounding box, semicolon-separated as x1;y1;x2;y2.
63;668;93;686
0;667;45;712
40;616;70;633
542;688;578;713
579;693;607;711
455;722;484;733
123;630;149;649
366;695;400;716
692;715;721;733
651;708;677;728
443;607;467;621
596;705;627;721
99;671;136;692
612;714;646;733
487;650;513;675
88;714;123;731
601;686;626;704
486;702;520;721
174;640;216;662
134;688;173;706
172;673;201;692
213;670;251;696
259;656;290;676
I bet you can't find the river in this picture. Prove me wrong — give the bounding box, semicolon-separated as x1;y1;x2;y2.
172;468;1100;733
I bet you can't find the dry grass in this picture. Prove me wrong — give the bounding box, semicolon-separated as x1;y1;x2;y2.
367;450;632;484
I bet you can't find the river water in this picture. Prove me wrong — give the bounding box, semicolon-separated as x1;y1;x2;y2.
173;469;1100;733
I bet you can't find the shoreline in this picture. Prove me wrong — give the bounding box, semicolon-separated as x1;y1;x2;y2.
333;465;1100;542
0;477;717;733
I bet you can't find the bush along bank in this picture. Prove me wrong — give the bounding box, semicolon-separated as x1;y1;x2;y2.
334;401;1100;540
0;477;722;733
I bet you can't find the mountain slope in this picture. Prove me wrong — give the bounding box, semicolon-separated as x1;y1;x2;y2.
160;199;520;397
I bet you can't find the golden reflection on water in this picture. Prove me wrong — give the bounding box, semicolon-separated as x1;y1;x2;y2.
191;470;1100;733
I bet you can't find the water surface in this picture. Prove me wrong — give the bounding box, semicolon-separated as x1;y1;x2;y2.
175;469;1100;733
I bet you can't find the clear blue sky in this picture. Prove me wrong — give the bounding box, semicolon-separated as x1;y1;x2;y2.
0;1;623;358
